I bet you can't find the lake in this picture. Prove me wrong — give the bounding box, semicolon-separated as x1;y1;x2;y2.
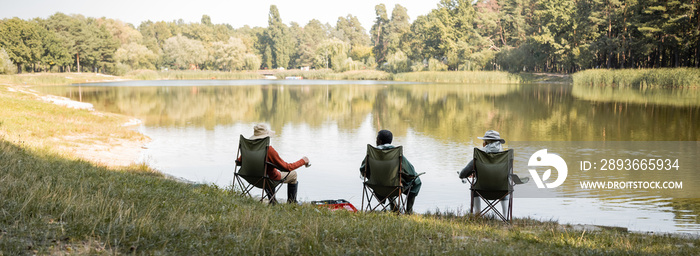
36;79;700;235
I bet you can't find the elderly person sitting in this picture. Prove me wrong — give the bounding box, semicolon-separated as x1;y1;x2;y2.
459;130;509;215
243;124;310;203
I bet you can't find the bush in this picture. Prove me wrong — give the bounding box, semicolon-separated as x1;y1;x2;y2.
384;50;411;73
110;63;132;76
0;48;15;75
427;58;448;71
243;54;261;71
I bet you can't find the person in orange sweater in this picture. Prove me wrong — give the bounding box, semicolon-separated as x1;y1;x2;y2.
246;123;310;203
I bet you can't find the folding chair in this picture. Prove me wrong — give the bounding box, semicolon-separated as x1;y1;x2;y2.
233;135;287;204
469;148;524;222
361;145;420;214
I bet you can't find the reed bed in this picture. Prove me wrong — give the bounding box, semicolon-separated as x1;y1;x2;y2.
573;68;700;88
393;71;521;84
269;69;393;80
125;70;261;80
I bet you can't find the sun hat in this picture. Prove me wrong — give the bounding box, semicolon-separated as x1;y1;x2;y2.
477;130;505;144
249;124;275;140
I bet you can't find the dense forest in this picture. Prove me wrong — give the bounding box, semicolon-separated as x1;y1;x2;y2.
0;0;698;75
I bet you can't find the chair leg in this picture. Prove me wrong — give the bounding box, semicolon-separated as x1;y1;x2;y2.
472;196;481;215
500;197;509;218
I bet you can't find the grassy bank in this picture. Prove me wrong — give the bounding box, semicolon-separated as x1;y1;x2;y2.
123;69;520;84
0;84;145;151
1;140;698;255
3;70;523;85
573;68;700;88
394;71;521;84
0;73;123;86
1;83;698;254
124;70;261;80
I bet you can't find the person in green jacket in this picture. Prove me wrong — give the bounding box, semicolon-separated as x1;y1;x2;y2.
360;130;422;213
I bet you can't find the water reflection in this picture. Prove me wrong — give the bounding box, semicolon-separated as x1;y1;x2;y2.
36;80;700;234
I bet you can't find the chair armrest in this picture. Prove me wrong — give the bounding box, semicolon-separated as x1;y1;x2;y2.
511;174;529;185
266;161;281;170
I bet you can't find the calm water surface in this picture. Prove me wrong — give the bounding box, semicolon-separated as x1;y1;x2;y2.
37;79;700;234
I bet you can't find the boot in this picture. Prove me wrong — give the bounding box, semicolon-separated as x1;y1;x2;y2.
406;193;417;214
389;197;399;212
265;187;277;204
287;182;298;204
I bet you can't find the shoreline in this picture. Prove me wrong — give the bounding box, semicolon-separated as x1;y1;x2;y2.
1;74;699;254
2;78;148;168
5;73;699;234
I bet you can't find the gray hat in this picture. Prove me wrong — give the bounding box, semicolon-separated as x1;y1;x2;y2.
478;130;505;144
249;124;275;140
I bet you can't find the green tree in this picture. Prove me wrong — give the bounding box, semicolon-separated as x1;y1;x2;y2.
387;4;411;55
38;25;71;71
297;19;329;67
42;13;119;73
115;42;156;69
370;4;390;64
243;53;261;70
409;0;489;70
314;38;349;70
162;34;208;69
98;18;142;45
210;37;247;71
335;15;370;47
384;50;411;73
0;18;42;73
262;44;272;69
264;5;294;69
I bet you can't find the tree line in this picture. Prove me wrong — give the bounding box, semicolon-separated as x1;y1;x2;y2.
0;0;698;75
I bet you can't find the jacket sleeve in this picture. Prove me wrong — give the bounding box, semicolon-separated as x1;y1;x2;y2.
401;156;418;179
267;146;306;172
458;160;475;179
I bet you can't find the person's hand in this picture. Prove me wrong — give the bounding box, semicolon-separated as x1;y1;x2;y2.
302;156;310;167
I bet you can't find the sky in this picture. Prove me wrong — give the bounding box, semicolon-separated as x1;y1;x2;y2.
0;0;441;30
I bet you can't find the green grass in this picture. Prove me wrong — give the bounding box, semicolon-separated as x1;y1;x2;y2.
0;73;122;86
1;76;699;255
1;70;525;86
573;68;700;88
124;69;518;84
0;85;144;149
1;140;698;255
124;70;262;80
272;69;393;80
393;71;521;84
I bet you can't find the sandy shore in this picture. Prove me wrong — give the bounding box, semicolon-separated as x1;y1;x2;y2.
55;131;148;167
9;85;148;167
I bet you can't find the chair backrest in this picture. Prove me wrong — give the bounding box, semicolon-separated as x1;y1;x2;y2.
473;148;513;199
237;135;270;178
364;144;402;188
